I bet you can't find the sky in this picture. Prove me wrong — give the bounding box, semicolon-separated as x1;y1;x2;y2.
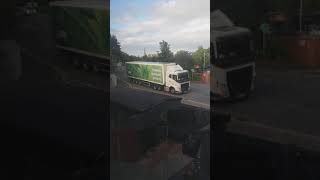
111;0;210;56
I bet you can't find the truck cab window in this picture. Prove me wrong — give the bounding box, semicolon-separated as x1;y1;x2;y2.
173;75;177;81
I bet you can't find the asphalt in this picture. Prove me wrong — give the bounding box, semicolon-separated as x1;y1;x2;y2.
214;61;320;137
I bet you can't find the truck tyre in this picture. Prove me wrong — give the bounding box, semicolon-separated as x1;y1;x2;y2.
170;87;175;94
153;85;157;90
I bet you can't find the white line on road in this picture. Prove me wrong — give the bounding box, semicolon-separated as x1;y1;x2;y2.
129;83;210;109
181;99;210;109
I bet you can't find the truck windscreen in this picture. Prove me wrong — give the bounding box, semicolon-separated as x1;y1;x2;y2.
216;35;251;59
177;72;189;83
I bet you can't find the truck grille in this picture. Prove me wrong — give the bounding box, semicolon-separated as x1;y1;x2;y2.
181;83;189;92
226;66;253;96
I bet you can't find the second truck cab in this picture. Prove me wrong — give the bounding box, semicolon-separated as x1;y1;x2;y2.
211;10;256;99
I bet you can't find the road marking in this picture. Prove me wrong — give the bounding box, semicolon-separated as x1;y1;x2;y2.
129;84;177;97
182;99;210;109
228;119;320;152
129;84;210;109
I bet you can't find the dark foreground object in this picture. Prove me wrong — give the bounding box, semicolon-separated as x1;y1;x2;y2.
0;57;107;179
212;113;320;180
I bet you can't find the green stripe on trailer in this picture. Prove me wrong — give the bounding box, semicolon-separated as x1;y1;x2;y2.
126;62;164;85
50;1;109;57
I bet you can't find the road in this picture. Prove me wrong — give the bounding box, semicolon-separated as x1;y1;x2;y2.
33;52;320;138
129;82;210;109
114;67;210;109
52;59;210;109
214;62;320;137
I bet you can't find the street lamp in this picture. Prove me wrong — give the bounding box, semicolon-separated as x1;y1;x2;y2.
203;51;206;71
299;0;303;33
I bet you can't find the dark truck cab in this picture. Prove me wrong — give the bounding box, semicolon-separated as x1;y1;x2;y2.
211;10;256;100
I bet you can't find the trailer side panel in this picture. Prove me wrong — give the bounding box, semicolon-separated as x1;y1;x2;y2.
51;4;109;58
126;63;164;85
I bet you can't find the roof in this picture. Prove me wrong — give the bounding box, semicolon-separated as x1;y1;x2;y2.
50;0;108;9
126;61;176;65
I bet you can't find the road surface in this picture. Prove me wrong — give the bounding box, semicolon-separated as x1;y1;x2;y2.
214;63;320;137
53;61;210;109
128;82;210;109
114;68;210;109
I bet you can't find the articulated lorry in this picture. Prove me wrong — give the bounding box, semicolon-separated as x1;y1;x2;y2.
211;10;256;99
126;61;190;94
50;0;109;72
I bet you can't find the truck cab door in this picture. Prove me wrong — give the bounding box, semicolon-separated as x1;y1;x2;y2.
167;74;175;87
168;74;181;91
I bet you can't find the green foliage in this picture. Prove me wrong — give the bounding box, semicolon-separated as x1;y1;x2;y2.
122;52;140;62
110;34;122;65
192;73;202;81
111;37;209;69
158;40;174;62
174;50;193;70
144;55;160;62
192;46;210;69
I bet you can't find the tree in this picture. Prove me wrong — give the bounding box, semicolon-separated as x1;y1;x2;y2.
192;46;210;70
158;40;174;62
110;34;122;65
174;50;193;69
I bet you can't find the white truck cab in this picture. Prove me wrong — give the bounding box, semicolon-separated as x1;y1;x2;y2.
164;64;190;94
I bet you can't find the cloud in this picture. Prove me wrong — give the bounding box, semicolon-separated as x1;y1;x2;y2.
111;0;210;56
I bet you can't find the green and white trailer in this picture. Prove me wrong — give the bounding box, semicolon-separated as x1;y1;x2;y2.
126;61;190;94
50;0;109;72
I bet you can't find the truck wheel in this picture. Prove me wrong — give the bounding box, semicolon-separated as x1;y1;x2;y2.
158;86;162;91
153;85;157;90
170;87;175;94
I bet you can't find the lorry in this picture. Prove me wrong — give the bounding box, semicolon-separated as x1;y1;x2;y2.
126;61;190;94
50;0;109;72
211;10;256;99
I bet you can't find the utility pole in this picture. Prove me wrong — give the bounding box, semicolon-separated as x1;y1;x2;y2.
299;0;303;33
203;51;206;71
